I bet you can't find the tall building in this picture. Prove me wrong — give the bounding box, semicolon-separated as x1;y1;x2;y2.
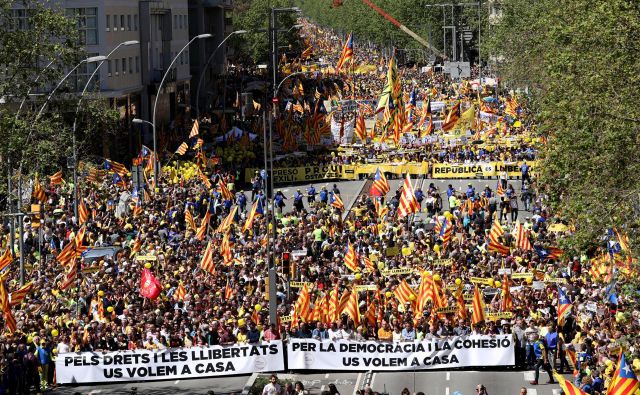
11;0;233;157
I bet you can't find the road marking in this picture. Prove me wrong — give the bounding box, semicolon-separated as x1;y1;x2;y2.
445;387;449;395
325;373;330;378
524;371;536;381
552;390;562;395
527;389;537;395
88;391;102;395
174;380;180;384
370;373;377;390
446;372;450;381
353;373;363;395
321;386;326;391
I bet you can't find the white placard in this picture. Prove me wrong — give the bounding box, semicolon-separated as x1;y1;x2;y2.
288;336;514;371
56;341;284;384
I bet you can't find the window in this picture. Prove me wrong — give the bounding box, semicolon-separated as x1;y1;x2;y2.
179;15;183;29
71;52;99;91
135;56;140;73
11;9;28;31
179;52;183;65
122;57;126;74
174;15;177;29
113;13;118;29
128;57;132;74
105;14;110;31
115;58;119;75
66;8;98;45
134;14;138;31
107;60;112;76
126;15;130;31
120;15;124;30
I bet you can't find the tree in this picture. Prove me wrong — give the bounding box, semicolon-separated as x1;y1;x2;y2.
486;0;640;258
231;0;299;64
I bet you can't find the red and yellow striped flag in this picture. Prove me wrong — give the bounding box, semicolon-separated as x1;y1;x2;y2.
174;283;186;301
49;171;63;185
355;113;366;142
175;142;188;155
200;241;215;275
471;285;486;326
216;206;238;234
553;371;586;395
397;174;420;218
78;198;90;225
394;279;417;306
500;274;513;312
329;284;340;322
344;242;359;272
32;175;46;203
189;120;199;138
185;207;196;231
295;284;311;319
0;248;12;272
9;281;33;307
196;211;211;241
343;287;360;326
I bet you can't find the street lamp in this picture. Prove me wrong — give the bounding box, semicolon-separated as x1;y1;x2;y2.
195;30;248;117
70;40;138;219
149;33;212;185
287;24;303;32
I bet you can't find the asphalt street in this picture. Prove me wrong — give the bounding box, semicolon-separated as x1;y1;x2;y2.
51;370;570;395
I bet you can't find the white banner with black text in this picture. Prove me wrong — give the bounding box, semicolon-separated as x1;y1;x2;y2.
287;336;514;371
56;341;284;384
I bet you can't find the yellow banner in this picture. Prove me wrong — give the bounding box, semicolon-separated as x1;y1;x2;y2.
470;277;492;285
382;267;414;276
290;281;314;288
431;161;538;179
511;272;534;279
486;312;514;321
355;284;379;291
436;306;459;314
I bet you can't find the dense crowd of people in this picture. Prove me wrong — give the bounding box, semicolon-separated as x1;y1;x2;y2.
0;18;636;395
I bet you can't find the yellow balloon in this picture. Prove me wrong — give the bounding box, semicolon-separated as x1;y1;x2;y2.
433;274;441;282
385;291;392;298
165;284;171;289
238;319;245;326
487;279;495;287
355;273;362;280
605;359;613;366
455;278;462;285
51;329;59;337
216;291;221;296
144;262;152;269
495;281;502;288
377;262;385;270
27;336;33;344
409;294;416;301
98;290;104;297
107;306;114;313
255;304;262;312
526;277;533;284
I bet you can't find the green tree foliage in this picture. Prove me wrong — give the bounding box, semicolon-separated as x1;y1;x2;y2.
0;0;120;199
232;0;299;64
487;0;640;257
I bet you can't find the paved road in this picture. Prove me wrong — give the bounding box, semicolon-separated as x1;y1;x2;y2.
52;370;569;395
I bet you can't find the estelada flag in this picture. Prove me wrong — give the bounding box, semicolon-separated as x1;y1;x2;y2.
140;268;161;300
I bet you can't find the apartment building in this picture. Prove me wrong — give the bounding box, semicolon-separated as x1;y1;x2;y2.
12;0;232;156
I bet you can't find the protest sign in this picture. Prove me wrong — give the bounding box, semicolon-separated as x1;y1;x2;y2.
56;341;284;384
288;336;514;371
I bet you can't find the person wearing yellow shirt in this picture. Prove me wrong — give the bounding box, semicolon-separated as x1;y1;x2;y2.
377;321;392;341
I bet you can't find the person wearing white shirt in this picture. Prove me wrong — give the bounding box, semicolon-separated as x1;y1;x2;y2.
327;322;343;341
263;374;282;395
338;322;352;340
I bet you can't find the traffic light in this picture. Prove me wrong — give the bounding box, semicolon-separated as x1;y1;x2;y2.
281;252;291;277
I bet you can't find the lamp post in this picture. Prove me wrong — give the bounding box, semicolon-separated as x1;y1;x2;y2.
195;30;248;118
150;33;212;186
70;40;138;219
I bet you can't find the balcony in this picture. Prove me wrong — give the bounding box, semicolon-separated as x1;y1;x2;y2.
151;68;177;84
202;0;233;8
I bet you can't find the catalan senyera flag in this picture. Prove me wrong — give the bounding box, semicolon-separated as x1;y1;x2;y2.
185;207;196;231
488;240;511;256
370;167;390;197
224;279;233;299
220;232;233;266
174;283;186;301
295;284;311;319
196;211;211;241
175;142;188;156
500;275;513;312
242;199;263;232
49;171;63;185
330;193;345;211
415;271;436;315
329;284;340;322
198;168;212;189
455;289;468;320
496;178;506;197
189;120;199;138
344;242;359;272
344;287;360;326
78;198;90;225
442;102;461;131
355;113;366;142
471;285;486;326
335;32;353;72
488;216;504;243
8;281;32;307
199;241;215;275
565;348;579;377
301;45;314;59
218;179;234;201
104;159;127;178
397;174;420;218
607;353;639;395
216;206;238;234
553;371;587;395
557;286;572;326
59;262;78;290
0;281;16;333
363;256;375;272
32;175;46;203
394;279;417;306
0;248;13;272
514;220;532;251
